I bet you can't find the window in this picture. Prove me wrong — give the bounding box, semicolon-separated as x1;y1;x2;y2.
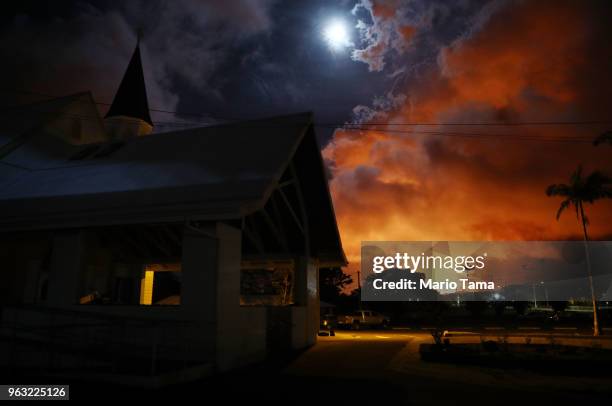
139;270;154;305
240;260;294;306
78;263;181;306
139;263;181;306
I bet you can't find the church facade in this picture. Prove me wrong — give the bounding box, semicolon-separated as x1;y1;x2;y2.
0;41;345;385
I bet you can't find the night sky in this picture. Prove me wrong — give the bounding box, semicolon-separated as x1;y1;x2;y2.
0;0;491;139
0;0;374;137
2;0;612;282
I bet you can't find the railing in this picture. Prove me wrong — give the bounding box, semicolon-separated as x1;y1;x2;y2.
0;305;213;377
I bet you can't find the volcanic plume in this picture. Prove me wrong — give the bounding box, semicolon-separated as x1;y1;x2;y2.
325;0;612;282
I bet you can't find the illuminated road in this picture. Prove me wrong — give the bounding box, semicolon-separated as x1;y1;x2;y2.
68;329;612;404
281;329;612;405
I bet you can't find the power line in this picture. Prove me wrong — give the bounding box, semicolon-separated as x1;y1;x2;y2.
0;89;607;144
2;88;612;127
0;88;236;122
0;103;601;144
0;104;212;127
339;120;612;127
330;127;592;143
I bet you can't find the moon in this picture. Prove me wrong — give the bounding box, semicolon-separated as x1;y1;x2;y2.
323;19;352;50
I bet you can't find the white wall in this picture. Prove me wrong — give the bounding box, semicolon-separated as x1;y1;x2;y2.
215;223;266;371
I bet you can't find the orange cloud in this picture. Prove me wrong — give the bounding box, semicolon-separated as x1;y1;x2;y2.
327;0;612;287
398;25;416;41
371;0;399;19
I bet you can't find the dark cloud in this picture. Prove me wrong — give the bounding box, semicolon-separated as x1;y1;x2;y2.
0;0;393;137
0;0;277;123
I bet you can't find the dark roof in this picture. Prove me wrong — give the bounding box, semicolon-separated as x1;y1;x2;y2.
105;44;153;125
0;111;345;265
0;92;107;148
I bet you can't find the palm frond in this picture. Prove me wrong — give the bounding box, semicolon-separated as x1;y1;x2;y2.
586;170;612;187
597;187;612;198
546;183;570;197
570;165;583;185
548;166;612;223
584;171;612;201
555;199;571;220
574;201;580;219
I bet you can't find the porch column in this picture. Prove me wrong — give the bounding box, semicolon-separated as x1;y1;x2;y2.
180;225;218;363
181;226;217;321
292;256;319;348
47;230;83;306
215;223;264;370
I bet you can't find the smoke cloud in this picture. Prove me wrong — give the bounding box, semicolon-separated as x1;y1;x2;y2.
326;0;612;282
0;0;276;121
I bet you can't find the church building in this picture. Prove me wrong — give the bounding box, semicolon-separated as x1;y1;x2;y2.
0;40;346;386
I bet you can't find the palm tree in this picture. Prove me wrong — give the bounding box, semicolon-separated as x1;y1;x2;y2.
546;165;612;336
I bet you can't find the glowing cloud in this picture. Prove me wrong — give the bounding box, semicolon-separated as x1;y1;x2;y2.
326;0;612;288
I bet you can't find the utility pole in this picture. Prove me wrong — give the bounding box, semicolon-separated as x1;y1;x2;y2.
356;270;362;310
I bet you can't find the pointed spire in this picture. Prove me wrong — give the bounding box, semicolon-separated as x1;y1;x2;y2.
105;36;153;126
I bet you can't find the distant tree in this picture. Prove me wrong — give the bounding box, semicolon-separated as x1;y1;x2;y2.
319;267;352;304
465;301;488;317
493;301;506;316
272;268;293;305
512;301;528;316
551;301;568;313
546;165;612;336
593;130;612;146
337;287;361;313
550;301;568;321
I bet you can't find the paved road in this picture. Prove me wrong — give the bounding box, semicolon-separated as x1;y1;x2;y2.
67;330;612;404
281;330;612;405
389;325;612;333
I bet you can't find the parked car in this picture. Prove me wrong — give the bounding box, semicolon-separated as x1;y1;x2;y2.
319;313;337;336
338;310;390;329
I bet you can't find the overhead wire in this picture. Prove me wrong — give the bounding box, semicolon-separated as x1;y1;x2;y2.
0;88;609;144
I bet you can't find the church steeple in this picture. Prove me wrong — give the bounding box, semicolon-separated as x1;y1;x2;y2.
104;35;153;138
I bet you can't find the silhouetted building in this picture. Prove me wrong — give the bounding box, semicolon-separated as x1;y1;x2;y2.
0;40;345;385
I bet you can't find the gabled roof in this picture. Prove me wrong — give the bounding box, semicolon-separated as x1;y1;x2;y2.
0;93;81;145
105;43;152;125
0;92;107;151
0;112;346;265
